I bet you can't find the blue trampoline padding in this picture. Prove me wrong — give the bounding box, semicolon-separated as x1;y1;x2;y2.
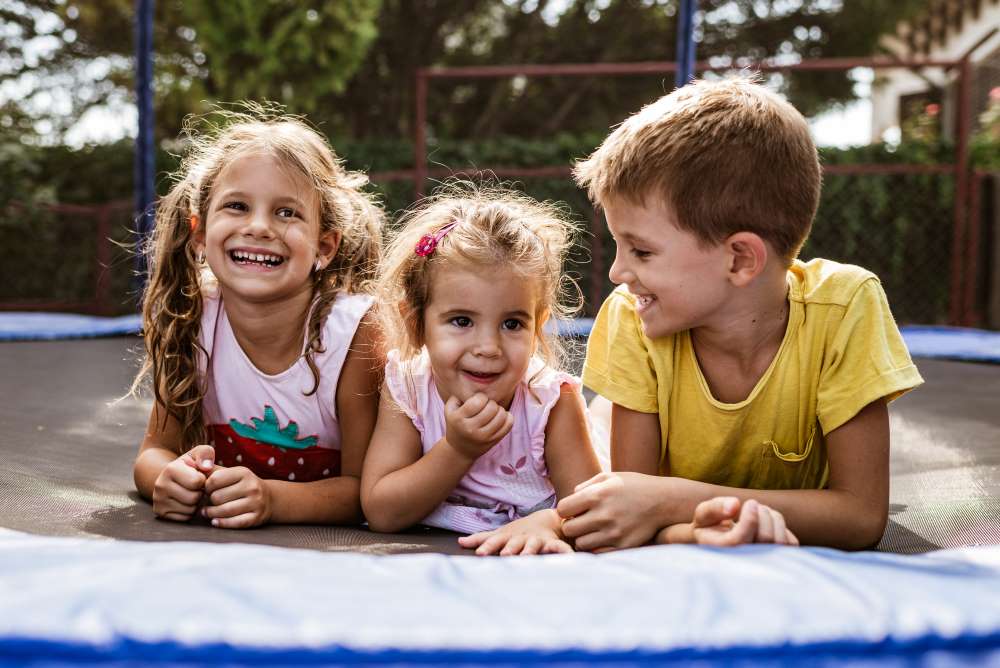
0;312;141;341
897;325;1000;363
2;529;1000;666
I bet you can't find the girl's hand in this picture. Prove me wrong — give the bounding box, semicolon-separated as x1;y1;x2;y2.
202;466;273;529
657;497;800;546
151;444;215;522
458;509;573;556
444;393;514;461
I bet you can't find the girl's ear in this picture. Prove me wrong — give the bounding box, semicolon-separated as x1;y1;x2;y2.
189;214;206;257
315;229;342;271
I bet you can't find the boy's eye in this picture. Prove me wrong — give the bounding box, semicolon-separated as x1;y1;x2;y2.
630;248;651;259
450;316;472;328
502;318;523;331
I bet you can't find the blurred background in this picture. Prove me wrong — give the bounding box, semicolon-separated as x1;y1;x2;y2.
1;0;998;326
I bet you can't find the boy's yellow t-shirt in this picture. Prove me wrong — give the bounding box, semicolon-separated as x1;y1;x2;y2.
582;258;923;490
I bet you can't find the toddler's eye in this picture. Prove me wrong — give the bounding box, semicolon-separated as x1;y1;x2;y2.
276;207;300;219
502;319;523;331
450;316;472;328
223;201;248;212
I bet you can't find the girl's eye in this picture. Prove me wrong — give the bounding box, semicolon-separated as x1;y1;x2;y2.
276;207;300;219
223;201;248;212
502;319;523;331
451;316;472;328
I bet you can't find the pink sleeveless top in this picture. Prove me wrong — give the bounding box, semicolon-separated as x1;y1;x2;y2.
198;291;373;482
384;349;582;534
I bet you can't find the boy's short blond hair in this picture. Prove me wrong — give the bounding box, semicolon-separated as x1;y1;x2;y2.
574;76;820;261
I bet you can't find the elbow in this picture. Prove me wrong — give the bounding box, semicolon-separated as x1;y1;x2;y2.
361;488;409;534
844;508;888;551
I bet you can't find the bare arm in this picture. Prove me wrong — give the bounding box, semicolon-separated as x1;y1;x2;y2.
360;390;478;532
561;400;890;550
610;402;661;474
256;310;384;526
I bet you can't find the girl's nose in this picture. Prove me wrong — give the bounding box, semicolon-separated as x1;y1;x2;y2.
244;210;275;238
473;332;501;357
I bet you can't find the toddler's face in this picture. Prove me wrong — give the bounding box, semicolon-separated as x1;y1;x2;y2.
197;152;331;307
604;196;731;338
422;264;541;408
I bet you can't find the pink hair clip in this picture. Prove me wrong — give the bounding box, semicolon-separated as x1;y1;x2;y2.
414;221;458;257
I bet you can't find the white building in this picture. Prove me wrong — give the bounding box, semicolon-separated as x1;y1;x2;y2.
870;0;1000;142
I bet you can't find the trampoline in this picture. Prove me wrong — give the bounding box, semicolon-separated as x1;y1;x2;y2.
3;331;1000;666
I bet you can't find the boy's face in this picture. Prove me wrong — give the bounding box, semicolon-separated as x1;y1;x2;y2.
605;196;731;338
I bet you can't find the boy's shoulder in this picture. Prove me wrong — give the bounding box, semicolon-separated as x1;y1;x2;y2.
788;258;879;309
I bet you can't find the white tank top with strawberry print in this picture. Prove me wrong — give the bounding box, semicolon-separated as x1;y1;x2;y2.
197;290;372;483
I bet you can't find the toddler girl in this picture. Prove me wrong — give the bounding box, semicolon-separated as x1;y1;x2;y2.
132;109;384;529
361;186;794;554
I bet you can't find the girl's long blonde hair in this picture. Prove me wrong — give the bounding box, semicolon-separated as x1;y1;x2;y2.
377;182;582;374
132;107;383;450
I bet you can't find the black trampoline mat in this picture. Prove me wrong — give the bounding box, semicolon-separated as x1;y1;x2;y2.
2;336;998;555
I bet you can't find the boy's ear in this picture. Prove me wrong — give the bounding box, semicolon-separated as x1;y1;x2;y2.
316;229;342;269
725;232;768;287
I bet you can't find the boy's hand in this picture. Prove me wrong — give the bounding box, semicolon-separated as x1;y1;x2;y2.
444;393;514;462
657;497;800;546
556;472;668;552
202;465;273;529
151;444;215;522
458;509;573;556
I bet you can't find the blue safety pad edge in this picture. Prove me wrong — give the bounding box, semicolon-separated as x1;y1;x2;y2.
897;325;1000;363
0;312;141;341
3;530;1000;666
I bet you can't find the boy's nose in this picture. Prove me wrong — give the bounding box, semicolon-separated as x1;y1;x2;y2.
608;251;628;285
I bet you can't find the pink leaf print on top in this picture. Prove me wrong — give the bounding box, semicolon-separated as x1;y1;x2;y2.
500;456;528;477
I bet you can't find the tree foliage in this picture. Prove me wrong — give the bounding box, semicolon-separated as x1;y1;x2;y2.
2;0;927;144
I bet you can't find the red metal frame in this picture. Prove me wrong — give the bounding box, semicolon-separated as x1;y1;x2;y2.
397;57;977;325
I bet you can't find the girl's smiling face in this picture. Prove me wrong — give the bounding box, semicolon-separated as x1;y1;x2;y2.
196;152;337;306
422;263;544;408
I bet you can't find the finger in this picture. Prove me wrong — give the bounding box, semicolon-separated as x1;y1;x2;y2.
521;536;544;555
204;467;244;495
692;497;741;529
170;464;207;491
543;539;574;554
157;480;204;507
444;395;463;418
203;498;252;520
481;407;512;442
468;400;501;430
187;444;216;473
499;535;527;556
556;485;600;520
573;472;609;493
159;511;193;522
210;512;259;529
653;526;672;545
458;532;491;548
770;509;789;545
474;535;508;556
721;499;759;545
787;529;800;546
458;393;489;418
755;503;776;544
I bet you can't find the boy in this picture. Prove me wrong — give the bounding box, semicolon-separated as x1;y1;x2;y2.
558;77;922;550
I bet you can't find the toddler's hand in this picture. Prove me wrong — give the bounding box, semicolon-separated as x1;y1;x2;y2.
152;444;215;522
202;465;273;529
444;393;514;462
458;509;572;556
658;497;800;547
